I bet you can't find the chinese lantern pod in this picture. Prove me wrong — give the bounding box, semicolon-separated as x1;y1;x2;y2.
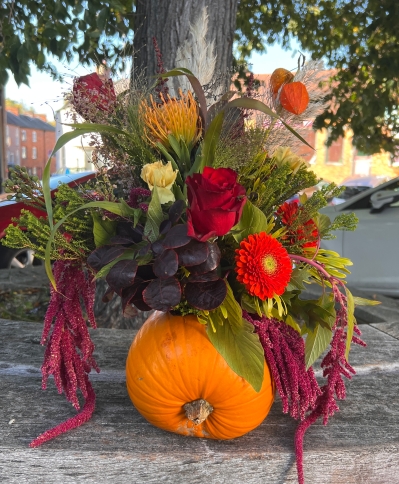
280;82;310;115
270;68;295;94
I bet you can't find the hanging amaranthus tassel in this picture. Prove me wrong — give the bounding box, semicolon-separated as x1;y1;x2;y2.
244;311;321;421
294;289;366;484
30;260;99;447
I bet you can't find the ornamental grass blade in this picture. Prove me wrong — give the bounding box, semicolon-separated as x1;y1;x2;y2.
159;68;208;129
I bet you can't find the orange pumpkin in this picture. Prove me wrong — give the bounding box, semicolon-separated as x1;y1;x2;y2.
270;68;295;95
280;82;309;115
126;311;275;439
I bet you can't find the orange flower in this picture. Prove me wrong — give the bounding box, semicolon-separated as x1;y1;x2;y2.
235;232;292;300
140;90;201;151
277;201;319;248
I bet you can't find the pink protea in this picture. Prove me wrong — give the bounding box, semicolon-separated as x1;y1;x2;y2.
30;260;99;447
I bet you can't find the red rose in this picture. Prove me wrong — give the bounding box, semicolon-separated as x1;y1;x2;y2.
72;73;116;121
186;167;247;242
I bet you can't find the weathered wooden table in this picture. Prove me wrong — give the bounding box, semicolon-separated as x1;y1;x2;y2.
1;319;399;484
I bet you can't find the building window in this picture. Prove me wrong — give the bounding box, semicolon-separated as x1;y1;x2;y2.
21;146;27;159
32;147;37;159
32;131;37;142
9;152;15;164
325;136;344;164
16;129;19;146
21;130;27;141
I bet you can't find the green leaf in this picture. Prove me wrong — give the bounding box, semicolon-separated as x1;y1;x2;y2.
231;199;268;243
203;283;265;392
92;212;117;247
352;296;381;306
344;287;355;360
64;122;133;139
45;200;140;288
94;248;136;280
198;111;225;172
313;213;331;234
286;266;312;291
206;315;265;392
144;186;163;242
305;324;333;369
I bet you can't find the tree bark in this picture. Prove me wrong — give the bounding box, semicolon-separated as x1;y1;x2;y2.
133;0;238;91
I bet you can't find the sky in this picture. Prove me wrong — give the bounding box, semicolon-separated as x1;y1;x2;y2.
5;43;305;122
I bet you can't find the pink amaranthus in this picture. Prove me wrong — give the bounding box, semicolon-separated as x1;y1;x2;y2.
30;260;99;447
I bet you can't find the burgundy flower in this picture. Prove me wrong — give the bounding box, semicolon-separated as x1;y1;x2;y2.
72;73;116;121
186;167;246;242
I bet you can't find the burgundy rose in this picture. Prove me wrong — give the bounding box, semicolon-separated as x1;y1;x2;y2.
186;167;247;242
72;73;116;121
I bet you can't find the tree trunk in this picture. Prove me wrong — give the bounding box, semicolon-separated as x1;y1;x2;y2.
133;0;238;92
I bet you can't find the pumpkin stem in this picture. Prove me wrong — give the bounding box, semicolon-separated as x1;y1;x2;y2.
183;399;213;425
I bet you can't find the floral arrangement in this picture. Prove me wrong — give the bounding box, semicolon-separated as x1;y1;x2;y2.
3;54;378;484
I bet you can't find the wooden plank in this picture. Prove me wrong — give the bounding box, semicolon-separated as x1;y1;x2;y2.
1;320;398;483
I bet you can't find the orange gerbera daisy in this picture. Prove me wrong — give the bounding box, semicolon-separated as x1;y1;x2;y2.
235;232;292;300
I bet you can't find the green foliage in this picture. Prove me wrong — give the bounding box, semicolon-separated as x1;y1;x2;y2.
235;0;399;155
0;0;135;86
201;283;265;392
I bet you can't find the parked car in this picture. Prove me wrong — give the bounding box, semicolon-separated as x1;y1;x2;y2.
0;171;95;269
320;176;399;296
330;175;392;205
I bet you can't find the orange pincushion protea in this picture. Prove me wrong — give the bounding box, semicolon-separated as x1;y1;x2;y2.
140;90;201;151
235;232;292;300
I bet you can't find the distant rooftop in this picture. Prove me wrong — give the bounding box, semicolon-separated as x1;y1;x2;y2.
6;111;55;132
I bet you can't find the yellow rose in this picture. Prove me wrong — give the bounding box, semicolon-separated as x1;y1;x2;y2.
272;147;308;174
140;161;177;204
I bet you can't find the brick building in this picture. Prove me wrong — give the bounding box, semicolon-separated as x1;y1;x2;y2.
5;108;56;179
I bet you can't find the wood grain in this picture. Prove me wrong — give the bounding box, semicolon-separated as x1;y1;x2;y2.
1;320;398;484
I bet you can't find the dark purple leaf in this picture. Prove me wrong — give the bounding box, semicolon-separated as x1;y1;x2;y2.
87;245;126;272
159;219;172;234
143;278;182;311
153;249;178;279
151;240;165;255
189;242;221;274
138;243;152;258
162;224;191;249
185;279;227;310
137;264;156;282
116;222;143;243
108;235;137;245
168;199;186;224
187;269;220;283
106;259;138;294
121;278;144;312
102;286;115;303
176;239;209;267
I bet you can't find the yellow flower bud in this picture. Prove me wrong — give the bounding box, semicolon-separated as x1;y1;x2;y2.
140;161;177;204
272;147;308;174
